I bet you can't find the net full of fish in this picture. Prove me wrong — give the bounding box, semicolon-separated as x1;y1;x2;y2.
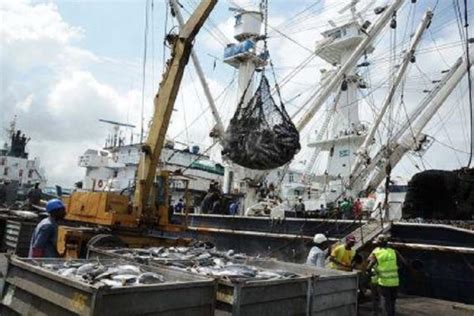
38;261;165;288
105;245;300;283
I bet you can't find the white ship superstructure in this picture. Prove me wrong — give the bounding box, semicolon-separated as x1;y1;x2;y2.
0;119;46;189
78;122;224;207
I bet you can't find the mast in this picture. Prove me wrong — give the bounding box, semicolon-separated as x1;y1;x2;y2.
221;4;266;202
364;46;474;192
349;10;433;188
296;0;405;132
304;0;408;201
302;88;341;182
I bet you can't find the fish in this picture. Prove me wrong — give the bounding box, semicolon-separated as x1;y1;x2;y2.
137;272;165;284
76;263;98;276
58;267;77;277
36;260;168;287
100;246;303;283
112;274;137;285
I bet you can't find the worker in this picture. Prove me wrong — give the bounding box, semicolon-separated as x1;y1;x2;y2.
367;234;406;316
229;200;239;215
27;182;42;211
329;235;356;271
319;204;327;218
353;198;362;219
306;233;328;268
340;198;352;219
294;196;305;218
174;198;184;213
0;181;6;205
29;199;66;258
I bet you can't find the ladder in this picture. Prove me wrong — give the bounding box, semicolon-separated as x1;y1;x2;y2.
349;220;392;251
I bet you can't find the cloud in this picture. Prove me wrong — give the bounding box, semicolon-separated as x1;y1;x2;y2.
1;0;470;191
0;0;141;186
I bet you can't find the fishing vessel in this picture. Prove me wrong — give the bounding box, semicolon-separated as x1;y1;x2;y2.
78;119;225;209
163;0;474;304
0;117;46;204
72;0;474;305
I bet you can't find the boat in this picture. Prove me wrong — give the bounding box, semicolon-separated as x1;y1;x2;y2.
164;0;474;304
77;119;225;211
0;117;46;206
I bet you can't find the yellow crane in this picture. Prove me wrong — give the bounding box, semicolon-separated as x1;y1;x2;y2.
58;0;218;258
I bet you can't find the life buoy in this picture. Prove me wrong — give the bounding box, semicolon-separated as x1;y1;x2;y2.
97;180;104;188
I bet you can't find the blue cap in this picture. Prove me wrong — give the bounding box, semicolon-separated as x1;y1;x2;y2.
46;199;65;213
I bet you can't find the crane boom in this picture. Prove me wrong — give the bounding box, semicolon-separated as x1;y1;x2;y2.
133;0;217;222
363;46;474;193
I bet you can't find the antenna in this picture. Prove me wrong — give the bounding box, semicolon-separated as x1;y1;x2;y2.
99;119;136;148
99;119;136;128
338;0;376;24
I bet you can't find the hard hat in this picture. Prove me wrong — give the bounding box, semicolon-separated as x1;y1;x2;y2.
346;235;356;242
46;199;65;213
298;196;303;200
313;233;327;244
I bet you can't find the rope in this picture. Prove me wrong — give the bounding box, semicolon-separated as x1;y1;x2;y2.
461;0;474;167
140;0;151;143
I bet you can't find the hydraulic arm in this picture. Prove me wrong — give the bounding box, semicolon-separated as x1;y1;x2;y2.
133;0;217;224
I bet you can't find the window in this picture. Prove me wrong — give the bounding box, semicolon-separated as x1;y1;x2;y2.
28;170;34;178
289;173;294;183
0;158;5;166
235;14;242;26
3;167;8;176
19;169;23;177
113;170;118;178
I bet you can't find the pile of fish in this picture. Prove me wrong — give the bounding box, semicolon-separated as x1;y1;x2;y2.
38;260;166;288
103;245;300;283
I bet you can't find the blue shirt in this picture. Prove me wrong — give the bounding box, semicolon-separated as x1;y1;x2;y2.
29;217;59;258
174;202;184;213
229;202;239;215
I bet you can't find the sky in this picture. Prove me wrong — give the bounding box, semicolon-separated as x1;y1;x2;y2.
1;0;473;187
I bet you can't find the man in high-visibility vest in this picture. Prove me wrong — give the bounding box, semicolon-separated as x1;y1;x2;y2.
329;235;356;271
367;234;406;316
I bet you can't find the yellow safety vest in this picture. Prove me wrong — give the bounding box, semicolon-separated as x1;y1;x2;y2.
373;247;399;287
329;244;355;271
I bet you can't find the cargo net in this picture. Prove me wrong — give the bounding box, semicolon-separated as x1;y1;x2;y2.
222;75;300;170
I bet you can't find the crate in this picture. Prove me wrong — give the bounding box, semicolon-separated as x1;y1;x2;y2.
246;259;358;316
1;256;217;316
89;247;357;315
3;220;37;257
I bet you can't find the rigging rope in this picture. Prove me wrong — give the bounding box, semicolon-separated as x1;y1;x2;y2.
140;0;150;143
461;0;473;167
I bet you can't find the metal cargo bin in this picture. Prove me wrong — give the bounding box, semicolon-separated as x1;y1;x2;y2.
1;256;217;316
88;247;358;316
247;259;358;316
214;274;310;316
3;220;37;257
88;247;311;315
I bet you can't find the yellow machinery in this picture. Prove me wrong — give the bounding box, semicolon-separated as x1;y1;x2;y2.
58;0;218;258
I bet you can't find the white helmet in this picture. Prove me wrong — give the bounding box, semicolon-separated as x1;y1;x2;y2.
313;233;327;244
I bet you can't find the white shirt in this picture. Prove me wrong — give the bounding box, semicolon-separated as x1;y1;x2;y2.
306;246;327;268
